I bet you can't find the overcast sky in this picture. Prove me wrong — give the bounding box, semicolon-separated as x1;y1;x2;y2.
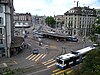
14;0;100;16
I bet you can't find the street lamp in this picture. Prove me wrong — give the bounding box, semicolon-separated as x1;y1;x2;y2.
83;12;88;48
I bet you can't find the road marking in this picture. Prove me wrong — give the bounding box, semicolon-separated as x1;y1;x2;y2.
42;59;53;64
55;68;70;75
51;68;70;75
41;54;47;59
26;54;33;59
35;54;44;61
53;69;61;73
50;45;57;49
3;63;8;67
13;61;18;64
27;68;50;75
32;54;40;61
28;55;36;60
47;62;56;68
44;60;55;65
66;70;73;74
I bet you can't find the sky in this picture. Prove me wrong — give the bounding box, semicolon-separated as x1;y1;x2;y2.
14;0;100;16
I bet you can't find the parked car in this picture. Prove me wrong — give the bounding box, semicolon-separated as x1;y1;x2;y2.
32;49;39;54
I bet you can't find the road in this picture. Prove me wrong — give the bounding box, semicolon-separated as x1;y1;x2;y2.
0;25;93;75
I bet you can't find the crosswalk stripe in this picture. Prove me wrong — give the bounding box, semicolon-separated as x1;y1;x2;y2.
13;61;18;64
35;54;44;61
28;55;36;60
41;54;47;59
42;59;53;64
53;69;61;73
47;62;56;68
44;60;55;65
66;70;73;74
26;54;33;59
55;68;70;75
32;54;40;61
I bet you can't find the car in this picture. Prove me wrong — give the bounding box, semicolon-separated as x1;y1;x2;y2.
93;44;98;47
66;36;78;42
32;49;39;54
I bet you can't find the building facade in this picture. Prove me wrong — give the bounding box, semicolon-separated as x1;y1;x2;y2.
54;15;64;29
33;15;46;25
14;13;32;27
0;0;14;57
64;6;96;36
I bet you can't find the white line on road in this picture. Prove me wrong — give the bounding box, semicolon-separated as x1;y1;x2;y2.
27;68;50;75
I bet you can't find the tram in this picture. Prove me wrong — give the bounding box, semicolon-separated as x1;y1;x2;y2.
56;46;95;69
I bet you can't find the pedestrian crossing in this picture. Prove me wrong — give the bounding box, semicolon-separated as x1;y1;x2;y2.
25;54;47;62
51;68;73;75
42;59;56;68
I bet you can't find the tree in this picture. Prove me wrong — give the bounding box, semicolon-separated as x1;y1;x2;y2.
79;49;100;75
45;16;56;28
95;25;100;34
91;24;96;35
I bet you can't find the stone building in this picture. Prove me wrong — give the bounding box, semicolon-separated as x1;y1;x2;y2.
0;0;14;57
64;6;96;36
14;13;32;27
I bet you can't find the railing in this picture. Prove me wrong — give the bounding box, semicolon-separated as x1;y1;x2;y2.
0;0;8;4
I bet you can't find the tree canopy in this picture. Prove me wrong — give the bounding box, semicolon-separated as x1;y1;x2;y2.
45;16;56;28
95;25;100;34
79;49;100;75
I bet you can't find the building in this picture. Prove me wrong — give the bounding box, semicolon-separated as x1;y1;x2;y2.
14;13;32;28
64;6;96;36
54;15;64;29
0;0;14;57
33;15;46;25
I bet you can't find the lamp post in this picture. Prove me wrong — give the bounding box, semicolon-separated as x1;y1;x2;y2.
83;13;88;48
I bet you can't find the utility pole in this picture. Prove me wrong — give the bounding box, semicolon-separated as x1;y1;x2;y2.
83;10;88;48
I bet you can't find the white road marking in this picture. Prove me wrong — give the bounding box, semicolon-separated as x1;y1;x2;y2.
26;54;33;59
28;55;36;60
41;54;47;59
44;60;55;65
27;68;49;75
47;62;56;68
35;54;44;61
32;54;40;61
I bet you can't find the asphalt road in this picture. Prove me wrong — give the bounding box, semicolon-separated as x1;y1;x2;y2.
0;25;93;75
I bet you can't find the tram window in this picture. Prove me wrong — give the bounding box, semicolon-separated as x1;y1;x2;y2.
64;60;69;64
56;59;63;64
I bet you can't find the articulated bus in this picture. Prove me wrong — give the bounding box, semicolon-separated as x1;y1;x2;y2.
56;46;95;69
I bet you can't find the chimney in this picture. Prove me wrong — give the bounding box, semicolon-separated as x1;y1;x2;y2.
77;1;79;7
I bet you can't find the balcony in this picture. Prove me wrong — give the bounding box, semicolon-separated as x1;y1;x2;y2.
0;0;9;4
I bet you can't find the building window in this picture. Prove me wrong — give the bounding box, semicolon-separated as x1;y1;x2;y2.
0;6;3;13
0;17;3;24
0;28;2;34
74;30;76;35
0;39;3;44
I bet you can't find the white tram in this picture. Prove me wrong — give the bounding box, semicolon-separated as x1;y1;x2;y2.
56;46;95;69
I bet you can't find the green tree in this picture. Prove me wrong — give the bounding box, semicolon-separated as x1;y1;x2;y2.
45;16;56;28
79;49;100;75
95;25;100;34
96;19;100;24
91;24;96;35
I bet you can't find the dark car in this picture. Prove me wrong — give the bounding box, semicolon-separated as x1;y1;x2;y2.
32;49;39;54
66;36;78;42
